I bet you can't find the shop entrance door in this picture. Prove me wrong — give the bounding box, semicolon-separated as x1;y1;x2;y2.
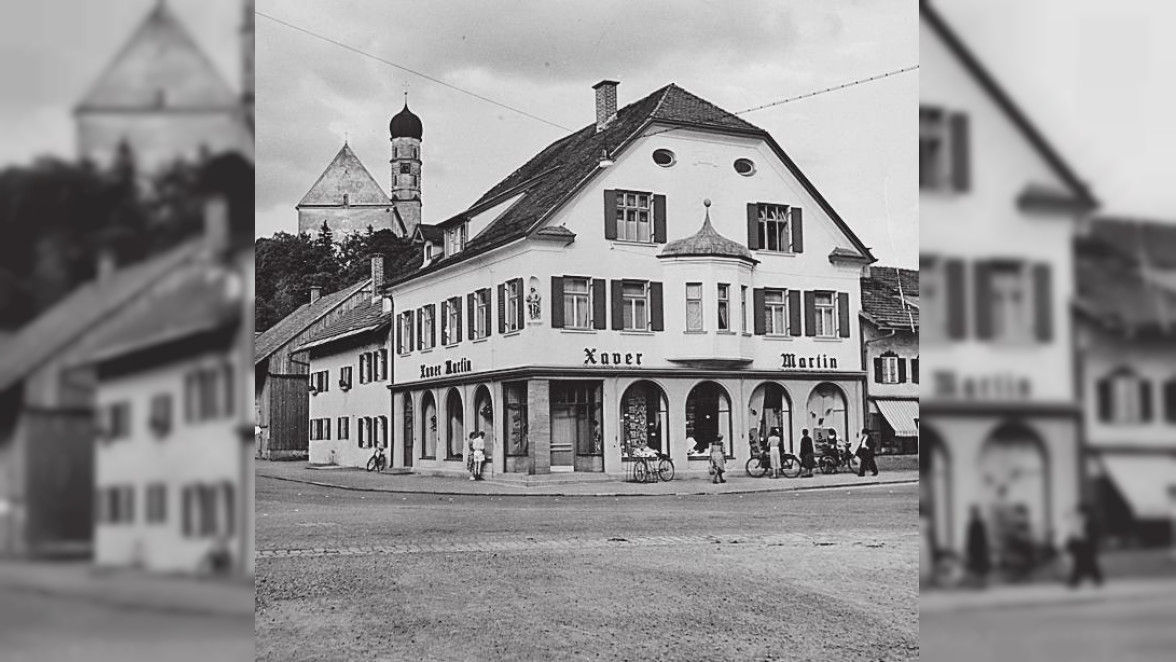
549;410;575;472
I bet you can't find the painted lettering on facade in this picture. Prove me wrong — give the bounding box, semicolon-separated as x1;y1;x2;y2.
420;358;473;379
780;353;839;370
583;348;644;367
931;371;1031;400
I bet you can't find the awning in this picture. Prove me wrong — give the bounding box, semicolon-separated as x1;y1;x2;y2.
1099;455;1176;519
873;398;919;437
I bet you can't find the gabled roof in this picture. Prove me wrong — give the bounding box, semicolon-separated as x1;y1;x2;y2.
294;298;391;354
77;1;237;112
921;0;1097;209
390;83;874;286
297;143;390;207
861;266;919;331
413;224;443;243
0;241;202;391
1076;219;1176;336
254;279;370;365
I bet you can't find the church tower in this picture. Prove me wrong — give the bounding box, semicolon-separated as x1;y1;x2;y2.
389;98;423;233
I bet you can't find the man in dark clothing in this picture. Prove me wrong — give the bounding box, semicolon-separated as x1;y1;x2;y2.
1068;504;1104;588
965;505;991;588
856;428;879;477
799;429;815;478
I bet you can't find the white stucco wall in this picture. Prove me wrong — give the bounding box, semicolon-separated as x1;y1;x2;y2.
307;334;391;468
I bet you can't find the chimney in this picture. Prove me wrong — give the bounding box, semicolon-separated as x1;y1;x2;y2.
309;285;322;303
204;195;230;257
592;80;619;133
370;255;384;303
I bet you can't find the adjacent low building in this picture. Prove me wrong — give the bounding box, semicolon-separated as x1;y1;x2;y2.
860;266;919;455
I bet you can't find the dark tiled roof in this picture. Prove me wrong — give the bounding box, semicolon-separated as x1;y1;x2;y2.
254;279;369;364
861;266;919;330
0;241;201;391
1077;220;1176;334
296;298;391;352
391;83;872;286
660;210;754;262
1088;217;1176;270
414;224;443;243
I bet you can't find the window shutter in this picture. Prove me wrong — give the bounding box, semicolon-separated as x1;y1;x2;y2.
950;112;970;192
898;358;908;383
396;313;402;353
604;190;618;240
498;283;508;333
788;290;802;336
873;357;884;384
440;301;449;345
467;293;475;339
408;310;415;350
837;292;851;338
550;277;564;329
483;289;492;337
611;280;625;330
416;309;423;349
455;298;464;343
803;291;817;337
513;278;524;330
592;279;607;330
1096;378;1112;422
746;203;759;250
380;349;387;380
913;358;920;384
974;262;994;340
650;281;664;331
1033;263;1052;342
752;288;766;335
1140;380;1153;422
653;194;667;243
790;207;803;253
945;259;966;339
1165;381;1176;423
429;304;436;348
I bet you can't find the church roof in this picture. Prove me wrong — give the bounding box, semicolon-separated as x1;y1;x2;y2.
77;1;238;112
297;143;390;207
659;206;755;263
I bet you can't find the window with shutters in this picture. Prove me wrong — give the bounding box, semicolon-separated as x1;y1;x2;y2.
419;305;435;349
685;283;703;331
443;297;461;345
756;204;793;252
473;289;491;339
398;312;413;354
920;106;968;191
445;223;468;256
881;355;900;384
920;256;946;342
615;191;653;243
717;284;730;331
149;394;171;437
506;280;523;332
989;264;1031;343
338;416;349;440
1107;370;1146;424
107;402;131;440
764;289;788;336
563;277;592;330
814;292;837;337
623;281;649;331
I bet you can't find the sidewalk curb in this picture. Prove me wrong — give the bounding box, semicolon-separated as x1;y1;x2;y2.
921;583;1176;615
258;472;918;498
0;578;252;620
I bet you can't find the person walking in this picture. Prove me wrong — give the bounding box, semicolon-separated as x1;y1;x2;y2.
965;505;991;589
470;431;487;481
709;434;727;484
1067;504;1104;588
856;428;878;477
767;427;783;478
465;432;477;480
799;429;815;478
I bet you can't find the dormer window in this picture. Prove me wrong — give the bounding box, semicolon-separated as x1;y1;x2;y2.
445;223;468;256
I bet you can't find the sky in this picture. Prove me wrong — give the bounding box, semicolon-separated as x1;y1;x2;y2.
0;0;243;165
255;0;921;267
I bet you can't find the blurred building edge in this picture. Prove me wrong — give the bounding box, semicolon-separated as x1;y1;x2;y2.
920;0;1099;585
859;267;919;456
1075;217;1176;548
74;0;254;172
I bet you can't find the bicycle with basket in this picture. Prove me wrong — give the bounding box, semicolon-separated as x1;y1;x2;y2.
627;444;675;483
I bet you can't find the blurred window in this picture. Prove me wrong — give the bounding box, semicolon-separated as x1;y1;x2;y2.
919;256;945;342
989;264;1031;342
146;484;167;524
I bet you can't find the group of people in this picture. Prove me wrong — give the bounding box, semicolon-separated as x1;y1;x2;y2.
465;431;487;481
757;427;880;479
964;503;1104;589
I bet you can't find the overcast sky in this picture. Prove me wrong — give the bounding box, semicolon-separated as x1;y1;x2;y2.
255;0;921;267
0;0;242;165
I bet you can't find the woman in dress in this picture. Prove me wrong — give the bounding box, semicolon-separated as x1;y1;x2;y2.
709;434;727;484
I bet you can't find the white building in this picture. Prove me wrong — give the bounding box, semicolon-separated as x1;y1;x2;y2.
920;1;1098;575
860;267;919;456
387;81;877;478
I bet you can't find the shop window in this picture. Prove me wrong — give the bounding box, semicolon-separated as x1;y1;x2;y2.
717;284;730;331
551;381;602;456
503;382;528;456
621;381;667;459
421;392;438;458
807;383;848;449
446;389;464;459
685;283;703;331
686;381;732;458
748;382;793;454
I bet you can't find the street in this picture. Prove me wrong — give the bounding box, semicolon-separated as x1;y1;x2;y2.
0;589;253;662
256;476;919;662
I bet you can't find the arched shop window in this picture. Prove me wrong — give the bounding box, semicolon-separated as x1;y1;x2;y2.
806;383;847;449
748;382;793;454
420;391;437;459
474;385;494;455
446;388;464;459
403;394;415;465
620;381;668;459
686;381;732;458
979;422;1050;549
503;382;528;457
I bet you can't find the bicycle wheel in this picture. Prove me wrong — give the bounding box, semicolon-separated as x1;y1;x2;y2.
780;455;802;478
632;459;650;483
745;456;768;478
366;456;378;472
657;458;675;482
819;455;838;474
847;454;860;474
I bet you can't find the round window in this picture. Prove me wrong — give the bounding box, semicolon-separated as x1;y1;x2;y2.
734;158;756;176
652;149;676;167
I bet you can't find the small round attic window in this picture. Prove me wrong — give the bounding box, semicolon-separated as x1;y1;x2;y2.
734;158;756;176
652;149;676;167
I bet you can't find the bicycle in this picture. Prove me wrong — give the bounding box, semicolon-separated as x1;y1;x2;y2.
745;448;803;478
366;446;387;472
631;453;675;482
818;443;859;475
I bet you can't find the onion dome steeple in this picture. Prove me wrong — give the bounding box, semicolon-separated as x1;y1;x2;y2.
389;102;423;140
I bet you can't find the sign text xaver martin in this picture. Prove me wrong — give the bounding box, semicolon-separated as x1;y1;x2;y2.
420;358;473;379
780;353;838;370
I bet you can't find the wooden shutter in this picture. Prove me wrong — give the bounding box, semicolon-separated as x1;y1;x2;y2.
1033;263;1052;342
550;277;564;329
498;283;508;333
950;112;970;192
791;207;803;253
416;309;423;350
429;304;436;348
611;280;625;330
454;299;463;343
396;313;403;353
483;289;492;337
803;291;816;337
653;194;667;243
592;279;606;330
467;293;475;339
746;203;759;250
837;292;851;338
650;281;664;332
913;358;920;384
604;190;618;240
407;310;414;350
1096;378;1112;422
1140;379;1153;422
898;358;908;383
380;350;387;380
513;278;524;330
440;301;449;345
752;288;766;335
1164;381;1176;423
873;357;884;383
788;290;802;336
945;259;966;339
974;262;994;340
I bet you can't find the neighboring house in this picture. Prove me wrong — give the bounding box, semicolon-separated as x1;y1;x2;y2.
920;0;1098;579
83;153;255;576
75;0;253;172
253;278;372;460
295;261;392;468
387;80;876;478
1075;217;1176;548
860;266;919;455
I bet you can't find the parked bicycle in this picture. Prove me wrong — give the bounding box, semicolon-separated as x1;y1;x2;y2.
818;442;859;475
631;453;675;482
745;447;803;478
366;446;387;472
